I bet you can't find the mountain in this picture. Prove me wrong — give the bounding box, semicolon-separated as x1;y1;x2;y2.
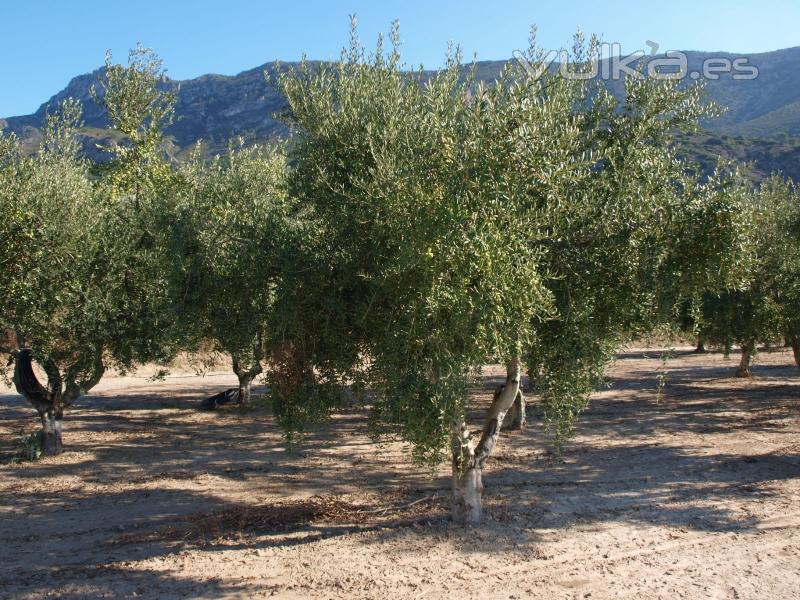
3;47;800;179
1;62;293;161
683;47;800;137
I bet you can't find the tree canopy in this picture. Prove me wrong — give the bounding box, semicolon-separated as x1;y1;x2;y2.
0;47;179;454
169;141;294;402
274;24;752;520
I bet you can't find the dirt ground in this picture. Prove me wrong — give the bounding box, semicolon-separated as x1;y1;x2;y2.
1;347;799;599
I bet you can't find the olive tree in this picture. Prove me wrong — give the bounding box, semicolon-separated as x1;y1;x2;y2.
273;24;747;522
0;47;178;454
170;142;292;404
278;37;543;519
0;103;105;454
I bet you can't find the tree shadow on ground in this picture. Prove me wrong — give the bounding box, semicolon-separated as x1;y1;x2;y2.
457;348;800;548
0;566;247;600
0;477;448;597
0;348;799;592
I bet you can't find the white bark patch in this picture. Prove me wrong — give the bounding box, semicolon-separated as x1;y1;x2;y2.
41;415;63;456
737;345;753;378
452;466;483;522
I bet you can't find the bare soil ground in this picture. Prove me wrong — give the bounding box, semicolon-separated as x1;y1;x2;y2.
1;347;799;599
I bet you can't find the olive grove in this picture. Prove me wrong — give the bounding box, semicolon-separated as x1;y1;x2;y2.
684;176;800;377
0;26;790;525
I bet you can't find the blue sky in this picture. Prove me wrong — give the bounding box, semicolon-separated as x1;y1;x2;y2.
1;0;799;117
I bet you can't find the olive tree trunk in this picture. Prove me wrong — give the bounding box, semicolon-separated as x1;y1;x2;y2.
790;337;800;369
499;363;526;430
694;338;706;354
39;412;63;455
231;354;263;406
451;357;522;523
736;342;754;378
504;390;526;430
12;348;103;456
237;375;253;405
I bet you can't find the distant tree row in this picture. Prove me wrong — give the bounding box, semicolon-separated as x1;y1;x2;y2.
1;26;798;522
678;176;800;376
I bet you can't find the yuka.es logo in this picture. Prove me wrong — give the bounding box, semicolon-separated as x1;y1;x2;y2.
514;41;759;81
